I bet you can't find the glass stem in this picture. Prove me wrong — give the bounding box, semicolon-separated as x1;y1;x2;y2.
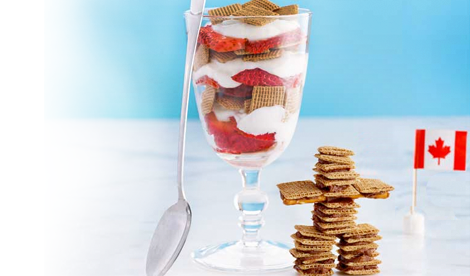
235;169;268;247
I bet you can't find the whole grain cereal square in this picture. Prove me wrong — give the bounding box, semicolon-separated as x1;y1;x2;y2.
277;180;325;205
208;4;243;24
315;154;355;165
242;49;283;62
294;225;337;240
284;87;301;114
233;5;279;26
342;223;380;238
353;178;394;195
193;44;209;71
318;146;355;156
234;49;270;55
211;51;238;63
242;0;280;11
216;95;245;110
313;168;360;180
200;87;216;115
250;86;286;112
274;4;299;15
244;99;252;113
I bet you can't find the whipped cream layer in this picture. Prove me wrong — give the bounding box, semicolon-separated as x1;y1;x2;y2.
194;51;308;88
238;106;298;143
213;104;298;144
212;19;301;41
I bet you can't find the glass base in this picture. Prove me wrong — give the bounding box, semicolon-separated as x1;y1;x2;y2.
191;240;294;273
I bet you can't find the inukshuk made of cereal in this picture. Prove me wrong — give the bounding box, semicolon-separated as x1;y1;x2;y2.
276;146;394;275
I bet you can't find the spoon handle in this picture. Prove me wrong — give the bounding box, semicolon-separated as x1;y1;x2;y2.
177;9;204;200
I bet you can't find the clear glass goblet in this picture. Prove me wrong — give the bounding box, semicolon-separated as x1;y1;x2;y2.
186;8;312;273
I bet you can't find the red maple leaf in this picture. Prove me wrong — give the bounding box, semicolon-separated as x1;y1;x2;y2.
428;137;451;165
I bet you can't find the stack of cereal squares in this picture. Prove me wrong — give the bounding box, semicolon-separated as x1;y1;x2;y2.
290;225;336;276
276;146;394;275
312;146;360;235
336;224;382;275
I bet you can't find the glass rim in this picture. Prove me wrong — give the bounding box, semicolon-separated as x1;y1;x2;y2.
184;7;312;19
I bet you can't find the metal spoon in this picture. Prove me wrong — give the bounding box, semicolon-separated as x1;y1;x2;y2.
145;1;205;275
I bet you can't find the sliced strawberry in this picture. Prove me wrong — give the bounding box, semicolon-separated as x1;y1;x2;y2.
198;26;246;53
195;76;220;88
232;69;302;88
231;68;284;86
205;112;276;154
245;28;304;54
218;84;253;98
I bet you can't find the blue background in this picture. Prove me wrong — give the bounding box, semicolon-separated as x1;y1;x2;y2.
46;0;470;119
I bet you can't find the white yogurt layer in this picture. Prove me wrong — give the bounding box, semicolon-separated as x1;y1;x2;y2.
194;51;308;88
237;106;285;135
212;104;298;143
212;19;300;41
237;105;298;143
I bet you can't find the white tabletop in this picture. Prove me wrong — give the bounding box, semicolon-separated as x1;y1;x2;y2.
45;117;470;276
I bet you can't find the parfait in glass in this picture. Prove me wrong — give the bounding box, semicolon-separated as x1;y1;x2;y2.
186;0;312;272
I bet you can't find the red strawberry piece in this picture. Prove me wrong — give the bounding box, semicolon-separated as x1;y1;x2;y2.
198;26;246;53
205;112;276;154
195;76;220;88
245;28;304;54
218;85;253;98
232;69;302;88
232;68;284;86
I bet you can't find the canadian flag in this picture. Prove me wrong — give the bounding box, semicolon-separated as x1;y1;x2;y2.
414;129;468;171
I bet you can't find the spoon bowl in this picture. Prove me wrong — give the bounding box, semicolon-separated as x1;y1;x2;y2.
146;200;192;276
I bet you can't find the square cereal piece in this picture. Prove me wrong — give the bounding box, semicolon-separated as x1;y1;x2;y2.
242;49;282;62
277;180;325;205
294;225;337;240
314;174;357;187
314;204;359;215
193;44;209;71
290;234;336;246
321;185;361;198
284;86;302;114
295;267;333;276
242;0;280;11
294;241;333;252
216;95;244;110
336;263;380;275
353;178;394;196
342;223;379;238
318;146;355;156
274;4;299;15
336;242;379;252
211;51;238;63
320;198;360;209
313;168;359;180
250;86;285;112
208;4;243;24
200;87;216;115
234;49;270;55
289;248;335;260
338;250;379;260
315;154;355;165
295;262;335;270
313;218;356;230
315;162;355;172
233;5;278;26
